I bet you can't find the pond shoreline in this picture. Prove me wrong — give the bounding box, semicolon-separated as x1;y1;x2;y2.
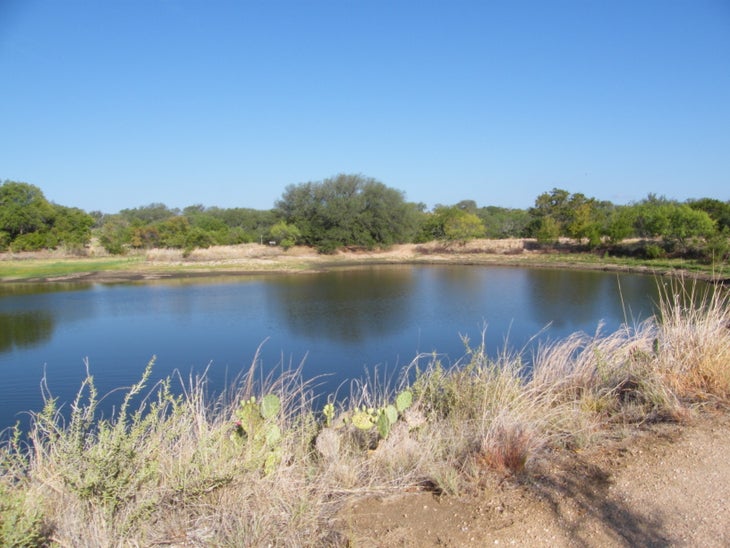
1;239;727;284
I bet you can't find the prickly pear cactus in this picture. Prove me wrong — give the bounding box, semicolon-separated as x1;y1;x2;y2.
236;397;262;437
232;394;283;475
323;402;335;427
352;408;374;431
395;390;413;413
376;410;392;439
344;390;417;444
384;404;398;424
260;394;280;419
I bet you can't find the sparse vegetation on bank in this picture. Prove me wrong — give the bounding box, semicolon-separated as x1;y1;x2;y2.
1;239;728;283
1;277;728;546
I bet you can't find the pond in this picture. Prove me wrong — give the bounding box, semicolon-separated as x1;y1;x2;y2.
0;265;671;430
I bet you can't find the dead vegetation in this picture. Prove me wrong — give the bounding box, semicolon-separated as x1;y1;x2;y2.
0;277;728;546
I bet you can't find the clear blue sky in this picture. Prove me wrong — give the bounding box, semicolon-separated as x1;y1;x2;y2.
1;0;729;214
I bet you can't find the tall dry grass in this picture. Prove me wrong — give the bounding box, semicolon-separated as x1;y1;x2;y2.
1;278;728;546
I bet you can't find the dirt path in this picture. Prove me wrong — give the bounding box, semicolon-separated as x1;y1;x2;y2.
341;410;730;547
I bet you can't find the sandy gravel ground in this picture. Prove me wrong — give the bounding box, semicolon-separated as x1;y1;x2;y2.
340;410;730;547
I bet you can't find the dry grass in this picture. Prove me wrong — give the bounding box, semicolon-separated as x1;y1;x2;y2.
1;278;728;545
655;278;730;400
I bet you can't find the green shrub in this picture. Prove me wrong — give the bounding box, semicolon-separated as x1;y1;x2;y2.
0;484;48;547
10;231;57;252
643;243;666;259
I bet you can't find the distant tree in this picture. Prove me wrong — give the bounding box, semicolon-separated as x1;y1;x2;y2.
415;205;485;244
269;221;301;250
182;204;206;216
633;197;717;252
183;227;215;254
665;204;716;251
9;231;57;252
50;205;94;249
276;174;418;252
118;203;179;225
443;210;485;244
88;210;106;228
530;188;572;226
634;199;671;239
130;225;160;249
0;180;55;239
604;205;637;244
98;216;131;254
156;216;190;248
477;206;530;238
687;198;730;232
535;216;560;244
564;194;602;247
210;207;277;243
455;199;478;214
527;188;610;246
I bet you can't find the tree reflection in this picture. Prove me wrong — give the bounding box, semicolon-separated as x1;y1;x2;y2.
0;311;54;353
525;269;661;331
265;267;415;342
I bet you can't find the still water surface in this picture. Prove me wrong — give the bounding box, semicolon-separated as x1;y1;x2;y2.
0;265;669;430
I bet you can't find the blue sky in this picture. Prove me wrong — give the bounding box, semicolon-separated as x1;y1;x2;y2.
1;0;729;214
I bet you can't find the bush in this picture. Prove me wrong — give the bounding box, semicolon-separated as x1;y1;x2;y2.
0;484;49;547
10;231;58;252
183;227;215;254
642;243;666;259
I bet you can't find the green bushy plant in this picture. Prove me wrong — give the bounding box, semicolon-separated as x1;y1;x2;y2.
0;483;48;547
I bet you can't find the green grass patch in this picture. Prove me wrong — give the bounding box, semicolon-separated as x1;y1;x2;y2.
0;257;146;281
516;252;730;277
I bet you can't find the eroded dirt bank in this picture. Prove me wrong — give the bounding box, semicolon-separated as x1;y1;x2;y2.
340;410;730;547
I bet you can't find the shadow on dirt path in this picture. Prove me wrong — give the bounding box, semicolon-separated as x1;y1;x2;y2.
340;413;730;547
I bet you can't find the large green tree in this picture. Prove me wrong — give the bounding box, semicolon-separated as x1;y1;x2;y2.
51;205;95;248
527;188;606;247
0;181;55;240
275;174;418;252
0;180;94;251
633;196;717;252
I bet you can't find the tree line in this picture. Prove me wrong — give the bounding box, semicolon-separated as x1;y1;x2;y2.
1;175;728;262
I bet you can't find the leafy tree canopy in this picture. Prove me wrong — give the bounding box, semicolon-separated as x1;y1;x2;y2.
118;203;179;225
687;198;730;232
416;205;485;244
0;180;94;251
0;180;55;238
275;174;419;252
476;206;531;239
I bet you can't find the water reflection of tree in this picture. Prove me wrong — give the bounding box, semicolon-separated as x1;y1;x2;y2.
0;311;54;353
526;270;612;330
265;267;415;342
525;270;660;331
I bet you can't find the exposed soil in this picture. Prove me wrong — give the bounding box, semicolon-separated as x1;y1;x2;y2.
3;240;721;283
338;409;730;547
